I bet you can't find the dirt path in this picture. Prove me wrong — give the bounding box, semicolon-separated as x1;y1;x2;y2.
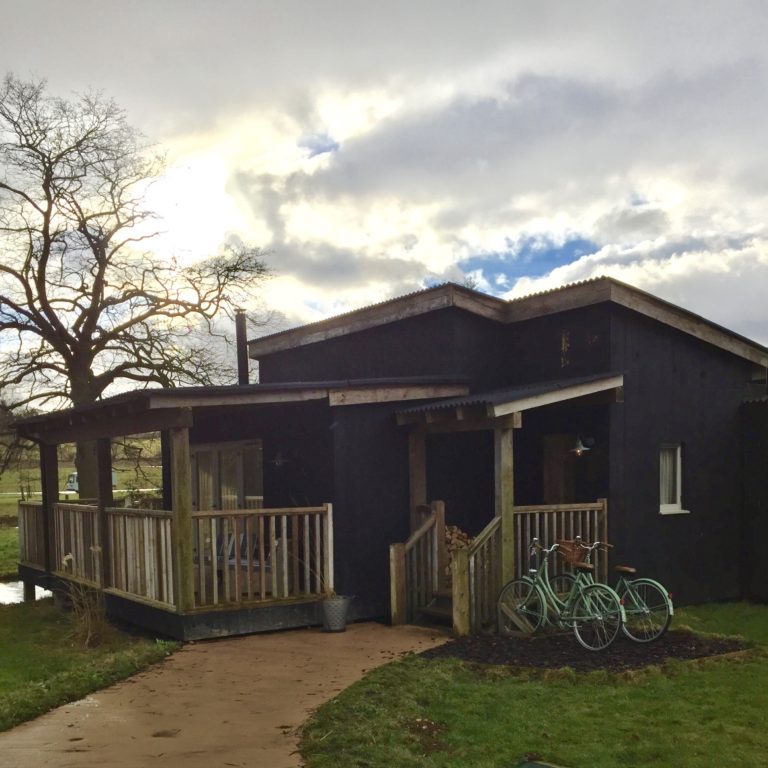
0;623;446;768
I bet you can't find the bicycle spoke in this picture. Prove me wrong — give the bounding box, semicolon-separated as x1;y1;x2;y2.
572;584;623;651
497;578;545;635
620;579;672;643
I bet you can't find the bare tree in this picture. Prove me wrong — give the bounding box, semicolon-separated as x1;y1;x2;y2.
0;75;269;495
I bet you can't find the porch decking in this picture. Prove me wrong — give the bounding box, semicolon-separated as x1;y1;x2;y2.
18;500;333;639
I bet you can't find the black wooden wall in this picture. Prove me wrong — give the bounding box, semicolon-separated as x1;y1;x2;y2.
330;403;411;618
608;306;755;603
259;307;506;389
742;400;768;601
248;297;761;612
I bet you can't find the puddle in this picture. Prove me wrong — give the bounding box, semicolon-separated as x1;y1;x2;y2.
0;581;52;605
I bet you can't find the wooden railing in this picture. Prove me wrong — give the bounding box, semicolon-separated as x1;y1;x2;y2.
52;503;102;585
106;507;175;608
390;501;447;624
18;501;46;569
191;504;333;609
452;516;502;635
512;499;609;583
447;499;609;636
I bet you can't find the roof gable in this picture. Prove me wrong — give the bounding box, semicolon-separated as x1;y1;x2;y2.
248;277;768;368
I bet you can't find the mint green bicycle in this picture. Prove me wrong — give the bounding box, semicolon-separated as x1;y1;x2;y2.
497;539;626;651
552;538;674;643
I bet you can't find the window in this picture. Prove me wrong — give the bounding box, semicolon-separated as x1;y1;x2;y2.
190;440;264;511
659;443;687;514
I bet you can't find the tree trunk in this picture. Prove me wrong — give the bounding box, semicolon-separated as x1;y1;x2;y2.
75;440;99;499
70;367;100;499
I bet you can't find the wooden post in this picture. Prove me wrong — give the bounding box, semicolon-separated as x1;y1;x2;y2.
96;437;112;588
169;421;195;612
598;497;608;582
22;581;36;603
408;427;427;532
451;548;470;636
160;430;172;511
431;500;448;591
322;503;334;595
39;442;58;573
495;427;516;585
389;542;407;624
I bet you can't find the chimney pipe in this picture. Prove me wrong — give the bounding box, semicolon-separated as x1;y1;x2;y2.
235;309;249;385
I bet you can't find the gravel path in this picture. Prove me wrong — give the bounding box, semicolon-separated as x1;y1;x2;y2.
0;622;447;768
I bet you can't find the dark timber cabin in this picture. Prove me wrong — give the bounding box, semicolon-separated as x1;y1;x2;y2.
14;277;768;639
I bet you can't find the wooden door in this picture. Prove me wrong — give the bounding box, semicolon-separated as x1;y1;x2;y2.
542;434;576;504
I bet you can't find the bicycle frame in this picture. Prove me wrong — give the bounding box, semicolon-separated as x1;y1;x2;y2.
527;547;624;629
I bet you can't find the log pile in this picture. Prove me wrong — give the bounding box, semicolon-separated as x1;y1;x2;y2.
444;525;472;582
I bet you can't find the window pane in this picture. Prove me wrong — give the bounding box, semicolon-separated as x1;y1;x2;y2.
660;444;679;505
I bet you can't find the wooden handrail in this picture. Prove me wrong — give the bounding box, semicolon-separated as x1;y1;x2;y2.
466;516;500;555
513;502;605;513
105;507;172;519
192;505;329;519
403;513;436;552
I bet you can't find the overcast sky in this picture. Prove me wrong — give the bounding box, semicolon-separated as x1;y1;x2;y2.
3;0;768;344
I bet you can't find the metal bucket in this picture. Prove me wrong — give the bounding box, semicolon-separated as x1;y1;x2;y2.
322;595;351;632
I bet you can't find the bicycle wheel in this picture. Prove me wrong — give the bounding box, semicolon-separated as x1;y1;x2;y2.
497;578;545;634
620;578;672;642
549;572;576;602
571;584;623;651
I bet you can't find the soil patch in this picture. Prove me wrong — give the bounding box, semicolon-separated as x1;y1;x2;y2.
420;629;749;673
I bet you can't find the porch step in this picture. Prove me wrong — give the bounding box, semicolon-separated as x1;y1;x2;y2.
418;592;453;627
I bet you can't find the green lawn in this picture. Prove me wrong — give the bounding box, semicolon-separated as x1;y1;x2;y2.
301;604;768;768
0;462;163;524
0;599;176;731
0;527;18;580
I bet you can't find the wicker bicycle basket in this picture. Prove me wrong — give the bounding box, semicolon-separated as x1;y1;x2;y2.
556;539;587;566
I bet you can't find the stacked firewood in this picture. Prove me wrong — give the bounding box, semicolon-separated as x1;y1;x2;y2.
444;525;473;582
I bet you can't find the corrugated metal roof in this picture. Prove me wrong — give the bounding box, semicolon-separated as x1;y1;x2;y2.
397;373;622;415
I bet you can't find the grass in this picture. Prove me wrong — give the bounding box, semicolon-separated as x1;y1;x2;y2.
301;603;768;768
0;527;18;580
0;598;176;732
0;462;164;523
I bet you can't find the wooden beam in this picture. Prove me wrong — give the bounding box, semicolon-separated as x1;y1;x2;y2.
22;407;193;445
328;383;468;407
147;389;329;409
609;281;768;368
169;423;194;612
492;375;624;417
398;411;521;432
96;437;113;588
495;427;516;585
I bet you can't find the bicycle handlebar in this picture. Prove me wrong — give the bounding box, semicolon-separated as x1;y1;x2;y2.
530;537;559;555
574;535;613;552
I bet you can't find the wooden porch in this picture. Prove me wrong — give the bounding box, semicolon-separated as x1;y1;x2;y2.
18;499;334;639
390;498;608;635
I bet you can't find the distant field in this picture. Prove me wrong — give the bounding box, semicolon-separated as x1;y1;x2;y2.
0;463;163;522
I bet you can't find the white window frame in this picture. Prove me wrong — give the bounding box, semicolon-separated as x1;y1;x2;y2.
659;442;689;515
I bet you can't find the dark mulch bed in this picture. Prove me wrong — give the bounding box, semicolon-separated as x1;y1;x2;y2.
420;629;749;673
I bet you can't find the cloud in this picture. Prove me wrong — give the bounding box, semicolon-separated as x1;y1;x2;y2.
505;235;768;344
4;2;768;347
